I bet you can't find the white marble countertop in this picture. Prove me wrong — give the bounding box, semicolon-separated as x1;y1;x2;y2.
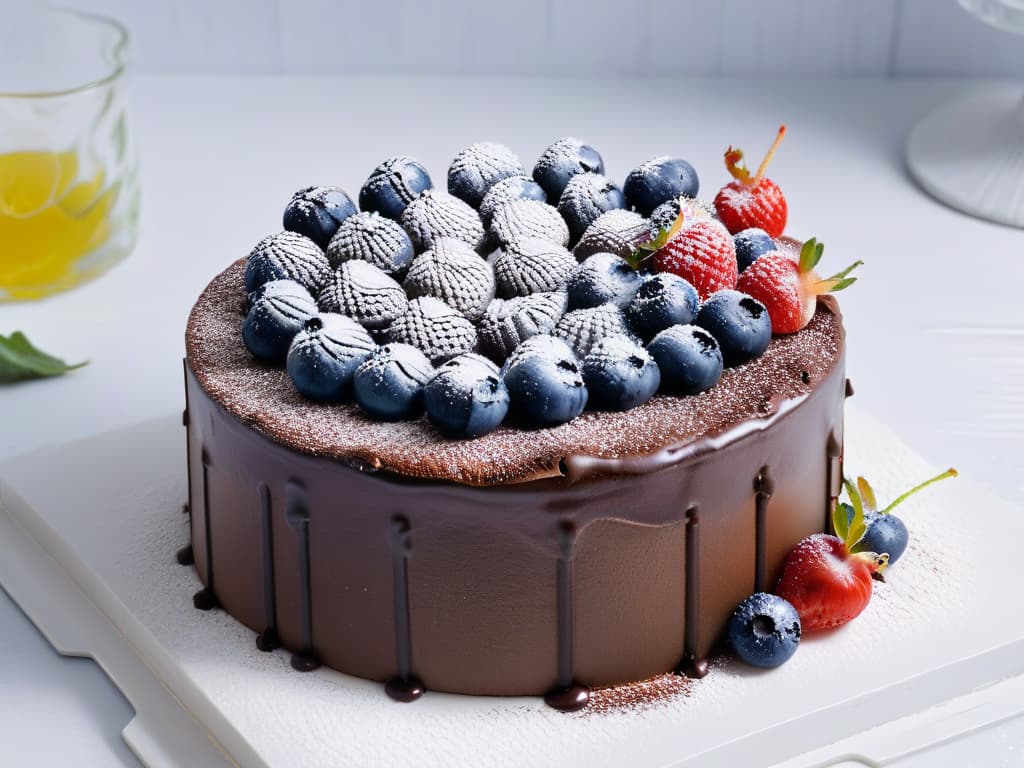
1;74;1022;766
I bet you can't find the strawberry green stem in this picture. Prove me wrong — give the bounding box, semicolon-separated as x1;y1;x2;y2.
753;124;787;185
881;468;958;515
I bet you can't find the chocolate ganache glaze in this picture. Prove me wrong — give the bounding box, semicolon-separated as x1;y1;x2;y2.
183;260;847;711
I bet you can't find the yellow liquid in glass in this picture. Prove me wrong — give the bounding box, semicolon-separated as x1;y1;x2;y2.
0;150;117;300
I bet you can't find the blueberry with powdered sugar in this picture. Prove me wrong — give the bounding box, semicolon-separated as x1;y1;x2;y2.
623;157;700;217
477;291;567;364
448;142;525;207
732;227;776;272
573;208;650;263
359;155;433;220
625;272;700;341
554;303;632;359
557;173;626;245
582;334;661;411
282;186;358;249
478;175;547;227
242;279;318;364
424;353;509;439
352;343;434;421
533;137;605;202
317;260;408;332
493;238;577;298
647;324;723;395
285;313;376;402
695;289;771;367
488;199;569;249
326;211;414;276
386;296;478;364
400;189;485;253
503;335;588;427
244;231;332;296
402;237;495;322
566;253;643;310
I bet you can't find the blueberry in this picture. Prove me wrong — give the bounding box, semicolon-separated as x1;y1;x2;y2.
503;336;588;426
625;273;699;341
843;503;910;565
326;211;415;276
447;142;524;207
696;290;772;367
728;593;801;669
244;231;331;295
733;228;776;272
533;137;605;202
282;186;357;249
623;157;700;217
424;354;510;439
566;253;644;310
286;314;376;402
242;280;317;364
558;173;626;245
359;155;433;220
478;175;548;227
582;335;660;411
352;343;434;421
647;324;723;395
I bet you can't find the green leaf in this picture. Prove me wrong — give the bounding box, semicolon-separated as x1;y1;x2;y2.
842;478;867;549
798;238;824;273
0;332;87;383
833;501;850;542
857;476;877;512
881;467;959;515
829;277;858;292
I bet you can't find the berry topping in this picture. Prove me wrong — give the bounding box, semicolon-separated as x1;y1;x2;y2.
478;175;548;227
317;260;408;331
400;189;485;252
447;142;525;207
326;211;414;276
582;334;661;411
488;199;569;249
735;237;861;334
646;325;723;395
493;238;577;298
359;155;433;220
402;237;496;322
625;272;699;342
532;137;605;202
244;231;331;296
727;593;801;669
732;227;776;273
424;353;510;439
503;336;588;427
554;304;632;359
566;252;644;310
714;125;788;238
623;156;700;217
775;493;888;632
573;209;651;263
282;186;358;249
242;279;317;364
476;292;567;364
352;343;434;421
649;196;717;235
557;172;627;245
695;289;772;367
385;296;478;365
650;217;739;300
285;313;376;402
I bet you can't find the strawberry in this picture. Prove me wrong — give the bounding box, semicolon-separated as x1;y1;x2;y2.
776;480;888;632
714;125;788;238
736;238;861;334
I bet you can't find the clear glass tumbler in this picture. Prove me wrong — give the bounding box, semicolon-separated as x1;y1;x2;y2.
0;6;139;301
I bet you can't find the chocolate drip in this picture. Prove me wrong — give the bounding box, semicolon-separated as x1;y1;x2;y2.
826;431;843;533
680;507;708;678
544;519;590;712
182;360;195;518
256;482;281;652
386;514;423;702
753;467;774;593
286;482;319;671
845;378;855;398
193;452;219;610
176;544;194;566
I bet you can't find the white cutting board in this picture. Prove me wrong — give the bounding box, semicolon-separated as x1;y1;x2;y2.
0;406;1021;768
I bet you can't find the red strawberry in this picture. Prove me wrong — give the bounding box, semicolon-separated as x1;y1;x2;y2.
736;238;861;334
652;218;738;300
776;480;888;632
714;125;788;238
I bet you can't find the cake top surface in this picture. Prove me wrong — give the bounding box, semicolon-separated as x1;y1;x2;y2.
186;260;844;487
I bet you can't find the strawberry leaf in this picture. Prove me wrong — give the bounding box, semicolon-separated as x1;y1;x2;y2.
880;467;959;515
828;277;858;292
0;332;87;383
798;238;824;273
833;501;850;542
842;478;867;549
857;476;878;512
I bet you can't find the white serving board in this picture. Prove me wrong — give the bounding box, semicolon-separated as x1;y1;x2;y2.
0;406;1021;768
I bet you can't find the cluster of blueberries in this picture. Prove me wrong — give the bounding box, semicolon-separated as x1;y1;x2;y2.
241;138;780;439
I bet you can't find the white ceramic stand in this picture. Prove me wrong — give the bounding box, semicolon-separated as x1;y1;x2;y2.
1;409;1023;767
906;89;1024;228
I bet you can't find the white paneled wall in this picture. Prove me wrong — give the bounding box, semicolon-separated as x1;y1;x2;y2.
48;0;1024;76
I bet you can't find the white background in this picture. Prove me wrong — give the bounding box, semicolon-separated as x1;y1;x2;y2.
52;0;1024;78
